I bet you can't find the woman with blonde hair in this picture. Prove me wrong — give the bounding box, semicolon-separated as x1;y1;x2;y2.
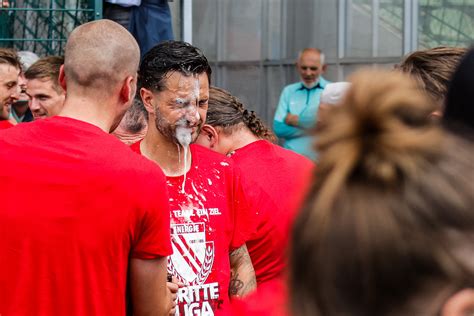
290;69;474;316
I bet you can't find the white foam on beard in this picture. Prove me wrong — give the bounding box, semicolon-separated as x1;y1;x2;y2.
176;120;192;193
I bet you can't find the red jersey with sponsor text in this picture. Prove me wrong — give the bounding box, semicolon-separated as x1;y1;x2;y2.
131;142;255;316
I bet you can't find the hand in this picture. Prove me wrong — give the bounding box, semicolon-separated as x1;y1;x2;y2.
284;113;299;127
167;276;184;315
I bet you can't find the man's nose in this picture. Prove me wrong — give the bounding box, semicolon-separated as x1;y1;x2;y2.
10;86;20;100
185;106;200;124
29;98;40;111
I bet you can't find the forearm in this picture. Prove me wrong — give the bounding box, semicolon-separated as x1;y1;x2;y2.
273;120;305;139
229;244;256;298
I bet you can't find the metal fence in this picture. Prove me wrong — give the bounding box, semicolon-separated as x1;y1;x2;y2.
0;0;101;56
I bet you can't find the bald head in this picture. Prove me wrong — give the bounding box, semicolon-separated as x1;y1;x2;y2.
64;20;140;92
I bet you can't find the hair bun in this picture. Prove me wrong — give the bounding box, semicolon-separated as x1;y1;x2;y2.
316;69;442;188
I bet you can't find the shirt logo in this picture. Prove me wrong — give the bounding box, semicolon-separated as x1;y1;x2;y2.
168;223;215;285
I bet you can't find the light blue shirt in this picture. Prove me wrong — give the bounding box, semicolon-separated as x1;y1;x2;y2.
273;77;329;160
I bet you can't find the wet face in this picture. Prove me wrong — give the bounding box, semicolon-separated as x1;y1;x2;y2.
26;78;65;120
297;51;324;88
152;71;209;145
0;63;20;120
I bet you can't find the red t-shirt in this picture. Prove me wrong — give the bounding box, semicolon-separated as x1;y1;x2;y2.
131;142;255;315
0;119;14;129
229;140;314;284
228;277;290;316
0;116;172;316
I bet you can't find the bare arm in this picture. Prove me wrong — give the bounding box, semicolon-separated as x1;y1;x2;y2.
129;256;172;316
229;244;256;298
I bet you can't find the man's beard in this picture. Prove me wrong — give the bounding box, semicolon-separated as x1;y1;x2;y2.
154;113;202;146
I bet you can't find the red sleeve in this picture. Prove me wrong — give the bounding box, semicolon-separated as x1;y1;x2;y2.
131;167;172;259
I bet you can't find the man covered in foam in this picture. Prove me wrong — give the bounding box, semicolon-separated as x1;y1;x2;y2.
131;40;257;315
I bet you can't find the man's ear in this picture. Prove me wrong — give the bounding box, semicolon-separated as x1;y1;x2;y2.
441;288;474;316
322;64;328;73
120;75;135;105
201;124;219;148
59;65;67;91
140;87;156;115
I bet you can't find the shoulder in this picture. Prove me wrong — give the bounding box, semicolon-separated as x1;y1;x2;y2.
283;82;303;93
191;144;236;171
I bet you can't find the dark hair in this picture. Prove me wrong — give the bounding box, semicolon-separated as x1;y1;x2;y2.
206;86;276;142
138;41;212;92
24;56;64;92
290;69;474;316
443;47;474;140
397;46;467;108
0;48;21;70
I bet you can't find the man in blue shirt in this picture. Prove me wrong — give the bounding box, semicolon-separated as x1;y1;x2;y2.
273;48;329;160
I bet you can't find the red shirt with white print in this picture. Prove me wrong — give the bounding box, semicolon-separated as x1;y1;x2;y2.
131;142;256;315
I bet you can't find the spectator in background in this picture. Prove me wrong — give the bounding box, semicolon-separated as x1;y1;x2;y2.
397;46;467;118
196;86;314;286
443;47;474;140
0;48;20;129
0;20;174;315
291;69;474;316
112;96;147;145
11;50;38;123
103;0;138;30
273;48;330;160
129;0;173;58
24;56;65;120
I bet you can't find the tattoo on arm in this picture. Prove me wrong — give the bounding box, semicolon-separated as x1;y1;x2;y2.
229;272;244;296
229;244;256;298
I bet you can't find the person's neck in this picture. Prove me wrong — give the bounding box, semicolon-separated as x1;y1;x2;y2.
225;128;260;155
141;120;192;177
12;103;29;117
59;93;117;133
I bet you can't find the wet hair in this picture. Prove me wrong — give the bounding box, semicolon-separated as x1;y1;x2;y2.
138;40;212;92
397;46;467;108
206;86;276;143
0;48;21;70
24;56;64;93
290;69;474;316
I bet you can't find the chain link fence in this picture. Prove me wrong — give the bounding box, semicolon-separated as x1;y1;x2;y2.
0;0;101;56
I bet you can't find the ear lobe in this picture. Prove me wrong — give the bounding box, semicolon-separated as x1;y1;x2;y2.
322;64;328;73
59;65;67;91
201;124;219;148
120;76;135;105
441;288;474;316
140;87;156;115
